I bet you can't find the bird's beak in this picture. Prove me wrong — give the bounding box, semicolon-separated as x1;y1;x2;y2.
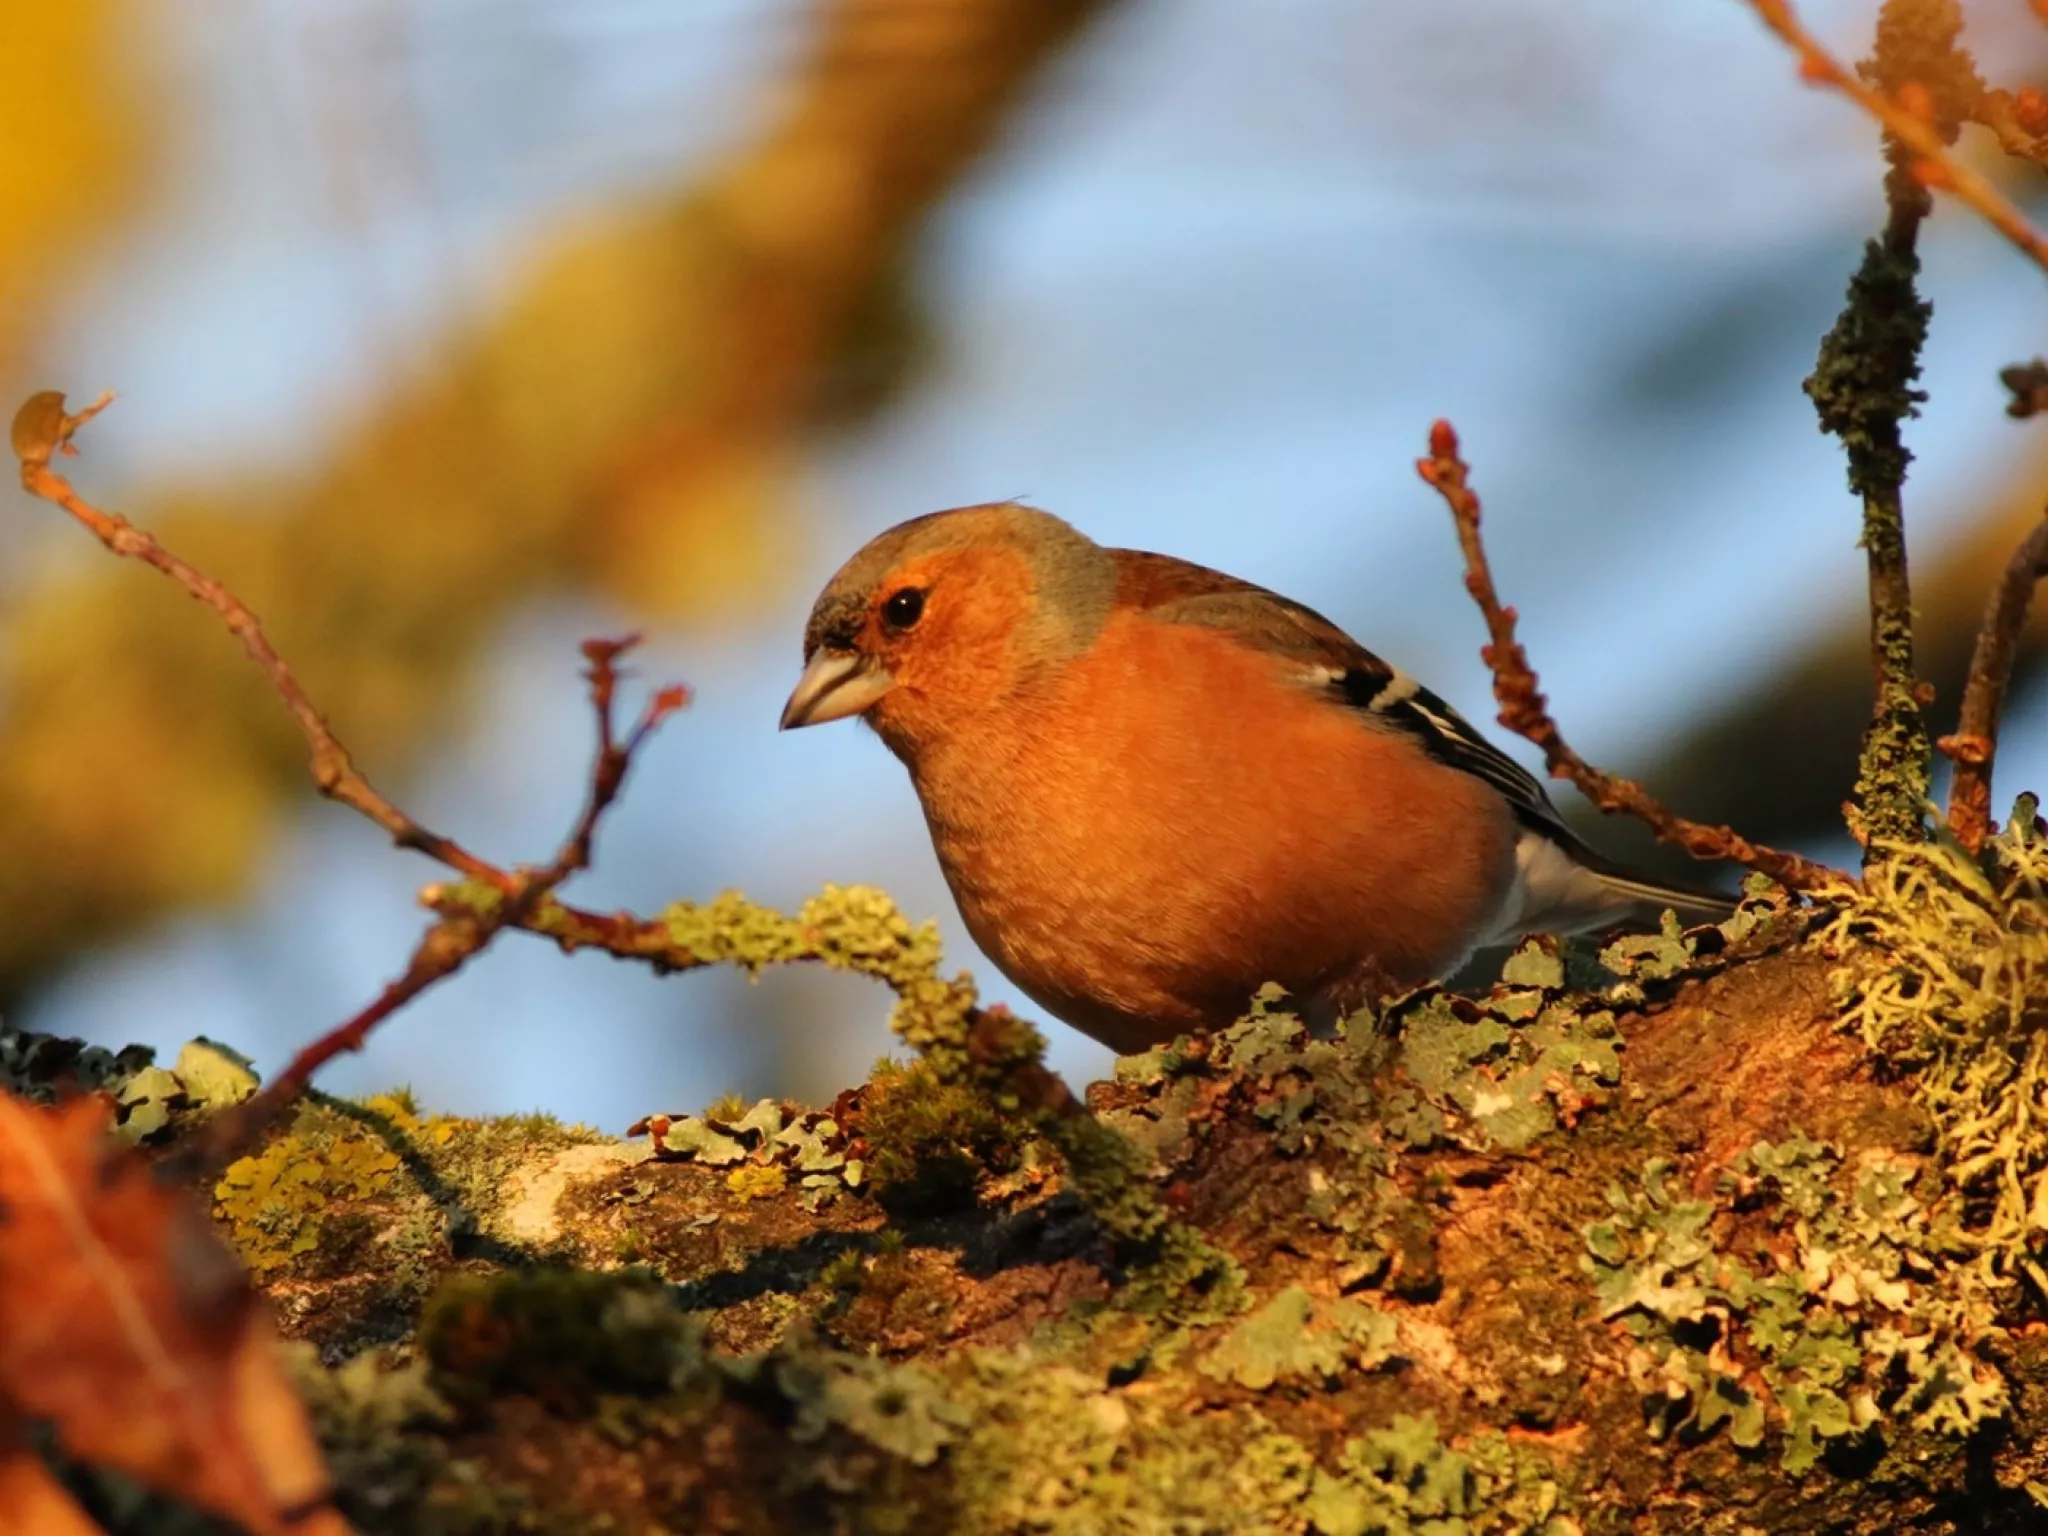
779;651;897;730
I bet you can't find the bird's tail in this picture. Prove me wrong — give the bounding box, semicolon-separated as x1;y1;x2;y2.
1487;830;1737;947
1581;865;1739;930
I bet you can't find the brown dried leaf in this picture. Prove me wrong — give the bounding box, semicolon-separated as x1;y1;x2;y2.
0;1091;348;1535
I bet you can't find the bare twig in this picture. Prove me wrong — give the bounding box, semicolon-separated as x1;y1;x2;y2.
1414;420;1842;894
1939;507;2048;852
12;393;689;1165
175;639;682;1170
544;638;692;887
1745;0;2048;280
183;637;680;1168
11;392;512;893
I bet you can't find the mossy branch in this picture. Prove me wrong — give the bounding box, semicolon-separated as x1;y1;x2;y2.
426;881;1237;1303
1798;0;1964;853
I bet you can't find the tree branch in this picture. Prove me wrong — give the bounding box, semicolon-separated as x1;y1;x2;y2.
1938;505;2048;852
1415;419;1843;894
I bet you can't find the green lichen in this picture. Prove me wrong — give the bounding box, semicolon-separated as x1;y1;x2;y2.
743;1339;971;1466
0;1025;257;1144
1394;987;1620;1153
1301;1415;1566;1536
1825;801;2048;1290
290;1347;459;1528
510;881;1222;1299
636;1096;868;1210
1583;1137;2004;1474
940;1348;1568;1536
1198;1286;1398;1392
213;1091;602;1282
641;884;983;1078
0;1021;154;1102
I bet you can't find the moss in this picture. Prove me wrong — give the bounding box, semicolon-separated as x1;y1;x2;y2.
423;1268;710;1416
853;1055;1029;1215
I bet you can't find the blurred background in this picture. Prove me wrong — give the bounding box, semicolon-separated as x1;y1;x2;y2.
3;0;2046;1128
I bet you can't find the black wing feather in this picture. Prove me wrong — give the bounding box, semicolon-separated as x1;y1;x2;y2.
1334;667;1571;838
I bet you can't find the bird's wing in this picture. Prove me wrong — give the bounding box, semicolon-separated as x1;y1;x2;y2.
1108;549;1574;842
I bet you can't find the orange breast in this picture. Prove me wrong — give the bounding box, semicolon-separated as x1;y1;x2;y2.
902;612;1518;1053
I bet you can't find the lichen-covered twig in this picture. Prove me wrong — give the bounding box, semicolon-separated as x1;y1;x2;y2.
1415;419;1841;894
10;391;511;893
1744;0;2048;280
423;883;1210;1275
1939;507;2048;853
1797;0;1963;853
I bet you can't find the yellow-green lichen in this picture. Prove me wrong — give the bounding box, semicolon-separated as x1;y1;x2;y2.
1198;1285;1399;1392
1825;798;2048;1290
213;1090;604;1281
215;1109;409;1276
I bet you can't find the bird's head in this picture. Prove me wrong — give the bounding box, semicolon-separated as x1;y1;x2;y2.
780;503;1114;757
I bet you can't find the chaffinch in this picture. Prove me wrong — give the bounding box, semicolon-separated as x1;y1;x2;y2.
781;504;1732;1055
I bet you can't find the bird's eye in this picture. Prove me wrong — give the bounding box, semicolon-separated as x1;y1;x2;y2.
882;587;926;630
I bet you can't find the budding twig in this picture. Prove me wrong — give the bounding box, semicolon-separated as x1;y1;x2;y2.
1416;420;1842;894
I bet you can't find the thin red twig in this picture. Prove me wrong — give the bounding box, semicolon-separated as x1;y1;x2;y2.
1938;506;2048;853
1415;420;1842;894
11;392;512;892
12;393;688;1164
1744;0;2048;280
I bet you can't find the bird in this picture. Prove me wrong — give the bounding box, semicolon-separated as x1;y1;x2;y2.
780;503;1733;1056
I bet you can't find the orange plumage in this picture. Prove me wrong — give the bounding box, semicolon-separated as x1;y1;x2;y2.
782;504;1728;1054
